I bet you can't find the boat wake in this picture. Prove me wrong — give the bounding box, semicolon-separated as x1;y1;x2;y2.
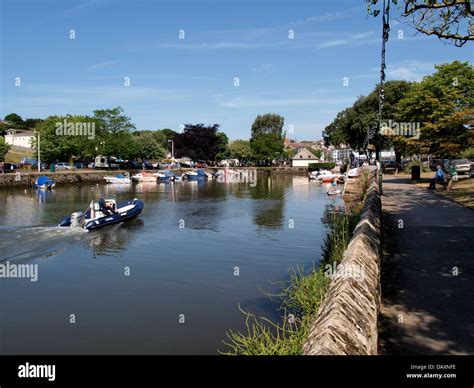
0;226;87;263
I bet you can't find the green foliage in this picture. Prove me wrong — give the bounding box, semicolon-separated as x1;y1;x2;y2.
324;80;412;157
229;139;252;162
221;268;330;355
34;115;100;162
307;162;336;171
321;212;360;268
251;113;285;140
173;123;223;161
0;136;11;161
250;133;284;165
250;114;285;164
4;113;25;128
153;128;178;148
403;160;428;174
133;131;166;161
216;132;230;161
221;305;310;355
395;61;474;158
93;106;135;134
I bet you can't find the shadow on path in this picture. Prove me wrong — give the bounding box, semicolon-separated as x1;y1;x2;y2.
378;175;474;355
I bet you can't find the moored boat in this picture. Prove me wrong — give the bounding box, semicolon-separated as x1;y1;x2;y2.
131;172;158;183
104;174;132;184
34;176;56;190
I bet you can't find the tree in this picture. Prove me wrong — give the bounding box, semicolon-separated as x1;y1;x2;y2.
173;123;223;162
93;107;136;163
251;113;285;140
33;115;100;162
133;131;166;161
216;132;230;161
229;140;252;164
395;61;474;157
93;107;135;134
368;0;473;47
4;113;25;128
0;136;11;161
324;80;413;160
153;128;178;149
250;133;284;165
250;114;285;165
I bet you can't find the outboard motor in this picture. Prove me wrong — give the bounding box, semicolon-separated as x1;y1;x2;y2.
70;212;85;228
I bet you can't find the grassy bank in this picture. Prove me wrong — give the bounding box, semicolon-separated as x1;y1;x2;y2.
220;210;361;355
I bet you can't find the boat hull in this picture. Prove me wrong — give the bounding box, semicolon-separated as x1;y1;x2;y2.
59;199;144;231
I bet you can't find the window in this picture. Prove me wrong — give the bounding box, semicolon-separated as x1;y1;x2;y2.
300;155;303;158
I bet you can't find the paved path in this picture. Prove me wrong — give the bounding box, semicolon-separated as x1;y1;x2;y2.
378;175;474;354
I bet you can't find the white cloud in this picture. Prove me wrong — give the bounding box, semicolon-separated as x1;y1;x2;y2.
219;96;355;109
317;31;376;49
86;60;119;71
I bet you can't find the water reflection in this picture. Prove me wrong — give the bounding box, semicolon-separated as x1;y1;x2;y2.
85;219;145;257
250;175;288;229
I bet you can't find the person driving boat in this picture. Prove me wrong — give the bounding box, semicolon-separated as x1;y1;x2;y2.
98;193;115;215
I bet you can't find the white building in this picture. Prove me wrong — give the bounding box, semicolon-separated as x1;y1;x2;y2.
332;148;352;162
4;129;35;149
291;148;318;167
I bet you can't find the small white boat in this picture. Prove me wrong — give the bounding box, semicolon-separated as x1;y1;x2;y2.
104;174;131;184
327;189;341;196
131;172;158;182
310;170;344;183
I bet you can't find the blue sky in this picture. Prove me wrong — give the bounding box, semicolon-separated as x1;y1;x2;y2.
1;0;472;140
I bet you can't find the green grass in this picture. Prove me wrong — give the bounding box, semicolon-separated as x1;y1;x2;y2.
220;211;359;355
5;146;34;163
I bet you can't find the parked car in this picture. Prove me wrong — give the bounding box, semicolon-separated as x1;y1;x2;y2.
74;162;85;169
0;162;17;172
119;160;141;169
94;155;119;169
55;162;74;170
469;165;474;178
447;159;471;175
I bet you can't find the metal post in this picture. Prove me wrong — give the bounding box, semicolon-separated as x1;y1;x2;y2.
36;131;41;173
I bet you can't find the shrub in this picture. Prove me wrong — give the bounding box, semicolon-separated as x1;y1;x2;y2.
308;162;336;171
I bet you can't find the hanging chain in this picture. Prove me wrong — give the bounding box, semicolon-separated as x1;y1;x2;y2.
363;0;390;157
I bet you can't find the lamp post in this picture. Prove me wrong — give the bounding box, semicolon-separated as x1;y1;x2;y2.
168;139;174;160
34;130;41;172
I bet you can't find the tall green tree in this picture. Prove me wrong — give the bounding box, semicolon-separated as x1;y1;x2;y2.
229;140;252;164
250;114;285;165
324;80;413;159
4;113;25;129
395;60;474;157
93;106;136;162
33;115;101;162
153;128;178;149
216;132;230;161
251;113;285;140
133;131;166;161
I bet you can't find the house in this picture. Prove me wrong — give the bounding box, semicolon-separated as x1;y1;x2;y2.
291;147;318;167
4;129;35;149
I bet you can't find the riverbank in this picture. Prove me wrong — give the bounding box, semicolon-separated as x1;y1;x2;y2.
0;167;310;188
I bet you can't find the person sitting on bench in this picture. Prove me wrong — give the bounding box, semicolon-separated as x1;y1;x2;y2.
428;165;446;189
98;194;114;215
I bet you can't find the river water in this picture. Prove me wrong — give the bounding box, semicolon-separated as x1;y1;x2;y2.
0;175;344;354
